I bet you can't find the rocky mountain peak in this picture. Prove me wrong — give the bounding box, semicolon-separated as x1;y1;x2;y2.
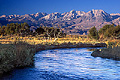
70;10;76;14
87;9;107;15
0;15;7;18
42;12;62;20
91;9;110;17
85;9;112;22
92;9;104;13
34;12;47;18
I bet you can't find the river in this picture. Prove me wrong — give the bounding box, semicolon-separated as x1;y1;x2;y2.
1;48;120;80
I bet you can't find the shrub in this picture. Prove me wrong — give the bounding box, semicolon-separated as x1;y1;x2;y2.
99;24;114;35
0;42;35;75
98;24;120;39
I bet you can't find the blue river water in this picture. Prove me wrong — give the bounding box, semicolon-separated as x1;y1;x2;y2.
1;48;120;80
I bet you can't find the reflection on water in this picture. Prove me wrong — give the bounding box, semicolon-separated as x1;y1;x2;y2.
1;48;120;80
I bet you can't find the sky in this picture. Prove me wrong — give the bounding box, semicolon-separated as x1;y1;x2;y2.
0;0;120;16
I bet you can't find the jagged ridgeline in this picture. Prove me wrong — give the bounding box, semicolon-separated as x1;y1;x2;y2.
0;23;66;38
1;9;120;35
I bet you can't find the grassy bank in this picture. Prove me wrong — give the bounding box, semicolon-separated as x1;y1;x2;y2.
0;42;35;76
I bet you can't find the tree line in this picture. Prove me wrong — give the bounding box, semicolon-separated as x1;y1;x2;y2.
0;23;66;39
89;24;120;40
0;23;30;36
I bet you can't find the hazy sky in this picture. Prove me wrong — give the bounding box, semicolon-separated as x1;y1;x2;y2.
0;0;120;15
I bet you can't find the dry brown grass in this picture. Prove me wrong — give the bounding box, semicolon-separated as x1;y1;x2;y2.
0;35;101;44
0;35;120;47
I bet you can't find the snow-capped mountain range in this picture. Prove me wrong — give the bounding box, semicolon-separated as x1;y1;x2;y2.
0;9;120;34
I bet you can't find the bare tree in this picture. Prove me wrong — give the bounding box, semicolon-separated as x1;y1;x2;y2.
43;27;54;40
43;25;65;41
53;25;63;41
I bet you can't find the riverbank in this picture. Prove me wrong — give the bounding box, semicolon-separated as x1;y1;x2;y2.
35;42;107;52
91;46;120;60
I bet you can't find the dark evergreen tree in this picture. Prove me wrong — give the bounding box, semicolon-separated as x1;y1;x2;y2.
36;27;45;35
89;26;99;40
